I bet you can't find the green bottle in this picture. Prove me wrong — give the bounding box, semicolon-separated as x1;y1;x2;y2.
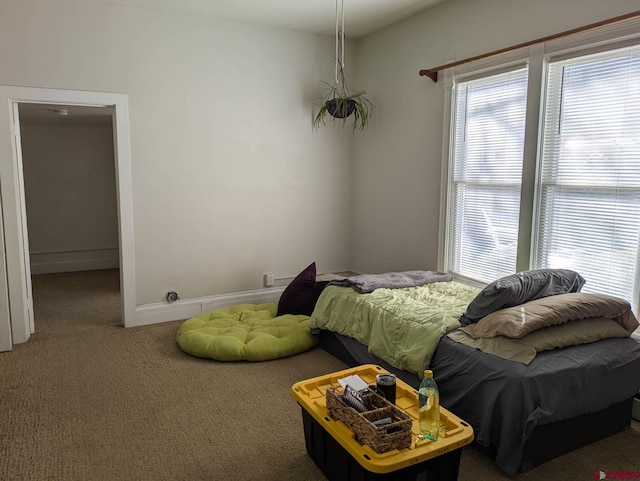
418;370;440;441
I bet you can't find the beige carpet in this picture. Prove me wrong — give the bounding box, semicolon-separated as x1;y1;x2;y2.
1;269;638;481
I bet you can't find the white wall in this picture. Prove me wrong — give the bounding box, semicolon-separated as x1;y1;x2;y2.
6;0;632;320
0;0;355;307
352;0;640;274
20;121;119;274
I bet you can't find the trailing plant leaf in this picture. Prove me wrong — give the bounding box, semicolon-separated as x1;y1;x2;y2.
313;81;375;132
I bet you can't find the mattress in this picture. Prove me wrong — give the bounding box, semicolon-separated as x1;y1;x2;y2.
431;335;640;475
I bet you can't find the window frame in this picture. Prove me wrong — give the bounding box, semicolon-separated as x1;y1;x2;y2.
438;24;640;312
445;64;530;283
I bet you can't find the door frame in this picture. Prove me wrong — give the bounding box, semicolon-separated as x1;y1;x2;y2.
0;86;136;350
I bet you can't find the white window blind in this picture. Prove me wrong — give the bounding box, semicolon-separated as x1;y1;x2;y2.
448;68;528;283
534;45;640;301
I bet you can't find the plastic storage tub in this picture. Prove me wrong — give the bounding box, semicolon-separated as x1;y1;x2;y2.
291;364;474;481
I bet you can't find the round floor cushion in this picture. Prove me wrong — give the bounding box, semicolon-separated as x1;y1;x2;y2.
176;303;317;361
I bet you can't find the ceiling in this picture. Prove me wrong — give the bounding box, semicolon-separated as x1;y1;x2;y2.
94;0;448;38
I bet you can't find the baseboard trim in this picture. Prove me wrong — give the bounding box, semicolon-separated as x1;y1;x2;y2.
30;248;119;275
132;286;286;327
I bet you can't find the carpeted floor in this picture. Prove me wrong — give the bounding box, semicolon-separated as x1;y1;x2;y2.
0;269;638;481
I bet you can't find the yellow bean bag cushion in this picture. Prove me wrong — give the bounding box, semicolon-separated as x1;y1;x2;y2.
176;303;317;361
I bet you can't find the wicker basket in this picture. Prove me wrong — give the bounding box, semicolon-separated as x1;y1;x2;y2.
326;386;412;453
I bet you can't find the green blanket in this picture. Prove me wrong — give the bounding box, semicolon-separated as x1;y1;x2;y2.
310;282;480;375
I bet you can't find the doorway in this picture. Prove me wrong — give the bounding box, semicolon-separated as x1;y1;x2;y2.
0;87;136;351
19;103;120;276
19;103;121;334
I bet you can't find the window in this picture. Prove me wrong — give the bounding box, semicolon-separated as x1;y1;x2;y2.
444;40;640;309
448;68;528;283
534;45;640;302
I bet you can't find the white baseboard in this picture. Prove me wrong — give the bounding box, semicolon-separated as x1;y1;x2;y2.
30;248;119;275
132;286;286;327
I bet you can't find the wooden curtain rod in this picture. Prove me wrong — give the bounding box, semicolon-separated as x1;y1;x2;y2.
419;9;640;82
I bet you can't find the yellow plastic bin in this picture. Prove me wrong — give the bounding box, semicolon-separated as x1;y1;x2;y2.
291;364;474;481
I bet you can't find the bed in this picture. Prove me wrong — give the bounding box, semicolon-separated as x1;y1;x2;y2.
309;269;640;475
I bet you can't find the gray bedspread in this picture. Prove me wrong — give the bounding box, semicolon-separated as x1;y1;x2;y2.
431;336;640;475
328;270;453;294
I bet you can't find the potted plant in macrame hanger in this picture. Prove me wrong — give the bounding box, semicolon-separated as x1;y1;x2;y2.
313;0;375;132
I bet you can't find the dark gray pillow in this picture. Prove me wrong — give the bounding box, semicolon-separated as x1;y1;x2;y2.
459;269;586;327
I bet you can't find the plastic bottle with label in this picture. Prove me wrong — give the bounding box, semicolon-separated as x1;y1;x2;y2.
418;369;440;441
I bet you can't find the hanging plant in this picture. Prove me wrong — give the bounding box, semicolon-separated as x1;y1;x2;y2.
313;79;375;131
313;0;375;132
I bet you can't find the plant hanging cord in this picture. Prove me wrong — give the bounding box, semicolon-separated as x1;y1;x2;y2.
335;0;345;85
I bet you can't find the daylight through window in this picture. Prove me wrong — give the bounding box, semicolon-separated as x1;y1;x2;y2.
444;41;640;309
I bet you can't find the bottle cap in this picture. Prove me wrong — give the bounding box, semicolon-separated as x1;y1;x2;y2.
423;370;433;378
